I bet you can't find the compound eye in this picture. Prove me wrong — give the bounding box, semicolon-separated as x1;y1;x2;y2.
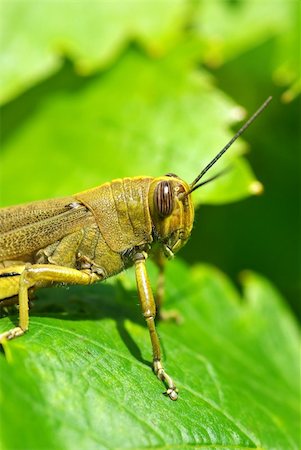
154;181;175;217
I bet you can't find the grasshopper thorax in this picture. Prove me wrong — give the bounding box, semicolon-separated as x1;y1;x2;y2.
149;175;194;256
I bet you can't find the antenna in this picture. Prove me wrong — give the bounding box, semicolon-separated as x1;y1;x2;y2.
187;96;272;194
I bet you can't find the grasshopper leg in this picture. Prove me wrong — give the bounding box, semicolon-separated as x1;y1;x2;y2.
134;253;178;401
0;264;100;342
155;260;165;319
154;260;182;324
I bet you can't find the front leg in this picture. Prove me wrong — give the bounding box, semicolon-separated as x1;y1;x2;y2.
0;264;101;342
133;252;178;400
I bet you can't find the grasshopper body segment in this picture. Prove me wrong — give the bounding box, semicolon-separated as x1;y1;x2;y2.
75;177;153;253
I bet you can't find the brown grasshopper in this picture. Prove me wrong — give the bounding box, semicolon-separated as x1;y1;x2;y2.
0;97;271;400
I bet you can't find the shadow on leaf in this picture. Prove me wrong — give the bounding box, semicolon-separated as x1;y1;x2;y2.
1;280;155;368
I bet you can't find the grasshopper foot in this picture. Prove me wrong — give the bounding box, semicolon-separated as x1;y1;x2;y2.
0;326;25;343
154;360;178;401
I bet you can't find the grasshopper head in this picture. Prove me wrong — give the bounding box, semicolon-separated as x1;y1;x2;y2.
149;175;194;256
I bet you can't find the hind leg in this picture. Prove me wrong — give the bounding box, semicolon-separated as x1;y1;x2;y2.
0;264;100;342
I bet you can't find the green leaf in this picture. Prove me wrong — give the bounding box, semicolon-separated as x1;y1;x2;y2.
1;0;188;103
0;48;259;207
0;260;299;449
193;0;300;100
195;0;292;66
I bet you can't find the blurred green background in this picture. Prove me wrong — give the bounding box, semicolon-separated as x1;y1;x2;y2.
1;0;299;317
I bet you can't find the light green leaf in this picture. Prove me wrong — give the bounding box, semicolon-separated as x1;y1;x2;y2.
1;0;188;103
0;48;260;207
0;260;299;449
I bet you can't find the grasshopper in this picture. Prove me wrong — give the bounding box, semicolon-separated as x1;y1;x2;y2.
0;97;271;400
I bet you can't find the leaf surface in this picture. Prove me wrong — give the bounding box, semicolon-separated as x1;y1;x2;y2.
1;0;188;103
0;261;299;449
